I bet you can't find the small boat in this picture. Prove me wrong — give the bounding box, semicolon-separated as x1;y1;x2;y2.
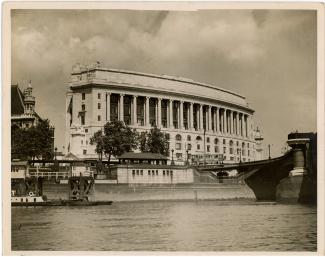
60;199;113;206
11;195;62;207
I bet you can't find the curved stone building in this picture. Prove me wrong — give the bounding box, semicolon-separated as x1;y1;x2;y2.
66;63;260;164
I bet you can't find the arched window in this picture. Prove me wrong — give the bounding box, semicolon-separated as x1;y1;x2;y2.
229;140;234;146
196;136;202;141
187;135;191;141
214;138;219;144
176;134;182;141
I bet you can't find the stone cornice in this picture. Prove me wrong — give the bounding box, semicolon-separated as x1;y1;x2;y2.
69;82;255;114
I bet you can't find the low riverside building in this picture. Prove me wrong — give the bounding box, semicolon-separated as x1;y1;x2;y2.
65;63;264;164
114;165;194;185
114;152;193;184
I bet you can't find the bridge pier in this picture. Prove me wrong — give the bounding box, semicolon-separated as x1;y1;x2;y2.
276;135;316;204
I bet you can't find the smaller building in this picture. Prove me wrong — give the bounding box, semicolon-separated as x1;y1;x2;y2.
118;152;168;165
11;160;28;179
115;152;193;184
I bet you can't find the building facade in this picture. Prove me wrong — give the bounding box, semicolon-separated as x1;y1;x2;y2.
66;63;262;164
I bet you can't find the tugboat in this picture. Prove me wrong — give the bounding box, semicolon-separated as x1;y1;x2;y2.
11;160;112;207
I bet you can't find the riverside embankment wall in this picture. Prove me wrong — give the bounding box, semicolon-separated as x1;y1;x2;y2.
42;183;255;202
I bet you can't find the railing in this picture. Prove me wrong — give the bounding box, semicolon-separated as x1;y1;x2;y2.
29;170;69;180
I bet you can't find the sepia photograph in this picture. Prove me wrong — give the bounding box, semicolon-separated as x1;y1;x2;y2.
3;1;324;254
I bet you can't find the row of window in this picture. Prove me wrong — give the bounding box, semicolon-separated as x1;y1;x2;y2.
81;92;101;100
175;143;250;156
177;134;250;147
132;169;174;176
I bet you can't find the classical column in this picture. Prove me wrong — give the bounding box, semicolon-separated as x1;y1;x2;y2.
199;104;203;131
132;95;137;126
236;113;240;135
247;115;251;138
244;115;248;137
189;102;194;130
145;96;150;127
106;93;111;122
208;105;212;132
239;114;243;136
230;111;234;134
223;109;226;134
119;94;124;122
216;107;219;133
180;101;184;130
157;98;162;128
169;99;174;129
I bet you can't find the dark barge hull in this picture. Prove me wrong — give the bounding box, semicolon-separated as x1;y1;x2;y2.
12;200;113;207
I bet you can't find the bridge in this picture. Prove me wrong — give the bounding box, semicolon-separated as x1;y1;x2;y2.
196;132;317;204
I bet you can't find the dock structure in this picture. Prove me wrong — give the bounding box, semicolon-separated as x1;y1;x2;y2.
68;175;94;201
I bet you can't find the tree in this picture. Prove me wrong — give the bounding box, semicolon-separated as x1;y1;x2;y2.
11;119;54;160
138;131;148;153
90;120;138;163
140;126;169;156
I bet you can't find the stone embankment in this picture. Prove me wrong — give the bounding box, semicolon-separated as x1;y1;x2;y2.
43;183;255;202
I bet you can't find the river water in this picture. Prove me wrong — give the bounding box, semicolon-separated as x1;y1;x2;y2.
11;200;316;252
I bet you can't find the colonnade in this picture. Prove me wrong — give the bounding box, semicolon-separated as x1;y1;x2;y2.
104;93;250;137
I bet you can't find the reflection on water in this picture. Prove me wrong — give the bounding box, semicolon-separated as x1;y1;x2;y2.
12;200;317;251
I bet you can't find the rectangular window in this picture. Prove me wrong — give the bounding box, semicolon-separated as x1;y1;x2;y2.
148;170;150;175
82;104;85;111
215;146;219;153
223;147;226;154
82;93;85;100
83;150;87;155
197;144;200;150
98;103;101;109
163;170;165;176
98;115;101;121
136;170;139;175
175;143;182;150
85;128;88;133
98;93;101;99
156;170;158;175
81;115;85;125
207;145;210;152
140;170;143;175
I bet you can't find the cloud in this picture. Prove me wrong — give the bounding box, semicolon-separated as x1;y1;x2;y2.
11;9;317;156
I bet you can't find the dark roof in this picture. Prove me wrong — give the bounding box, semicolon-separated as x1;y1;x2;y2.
11;85;25;115
118;152;168;160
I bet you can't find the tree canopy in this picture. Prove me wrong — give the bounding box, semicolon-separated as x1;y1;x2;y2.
11;119;54;160
138;126;169;156
90;120;138;163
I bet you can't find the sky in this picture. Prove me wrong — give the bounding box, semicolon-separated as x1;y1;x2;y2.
11;9;317;157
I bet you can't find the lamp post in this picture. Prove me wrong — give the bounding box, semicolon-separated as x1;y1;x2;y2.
171;149;175;165
268;144;271;159
54;147;58;160
239;149;242;163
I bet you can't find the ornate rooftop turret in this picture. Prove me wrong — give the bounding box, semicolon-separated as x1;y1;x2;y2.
23;80;35;115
